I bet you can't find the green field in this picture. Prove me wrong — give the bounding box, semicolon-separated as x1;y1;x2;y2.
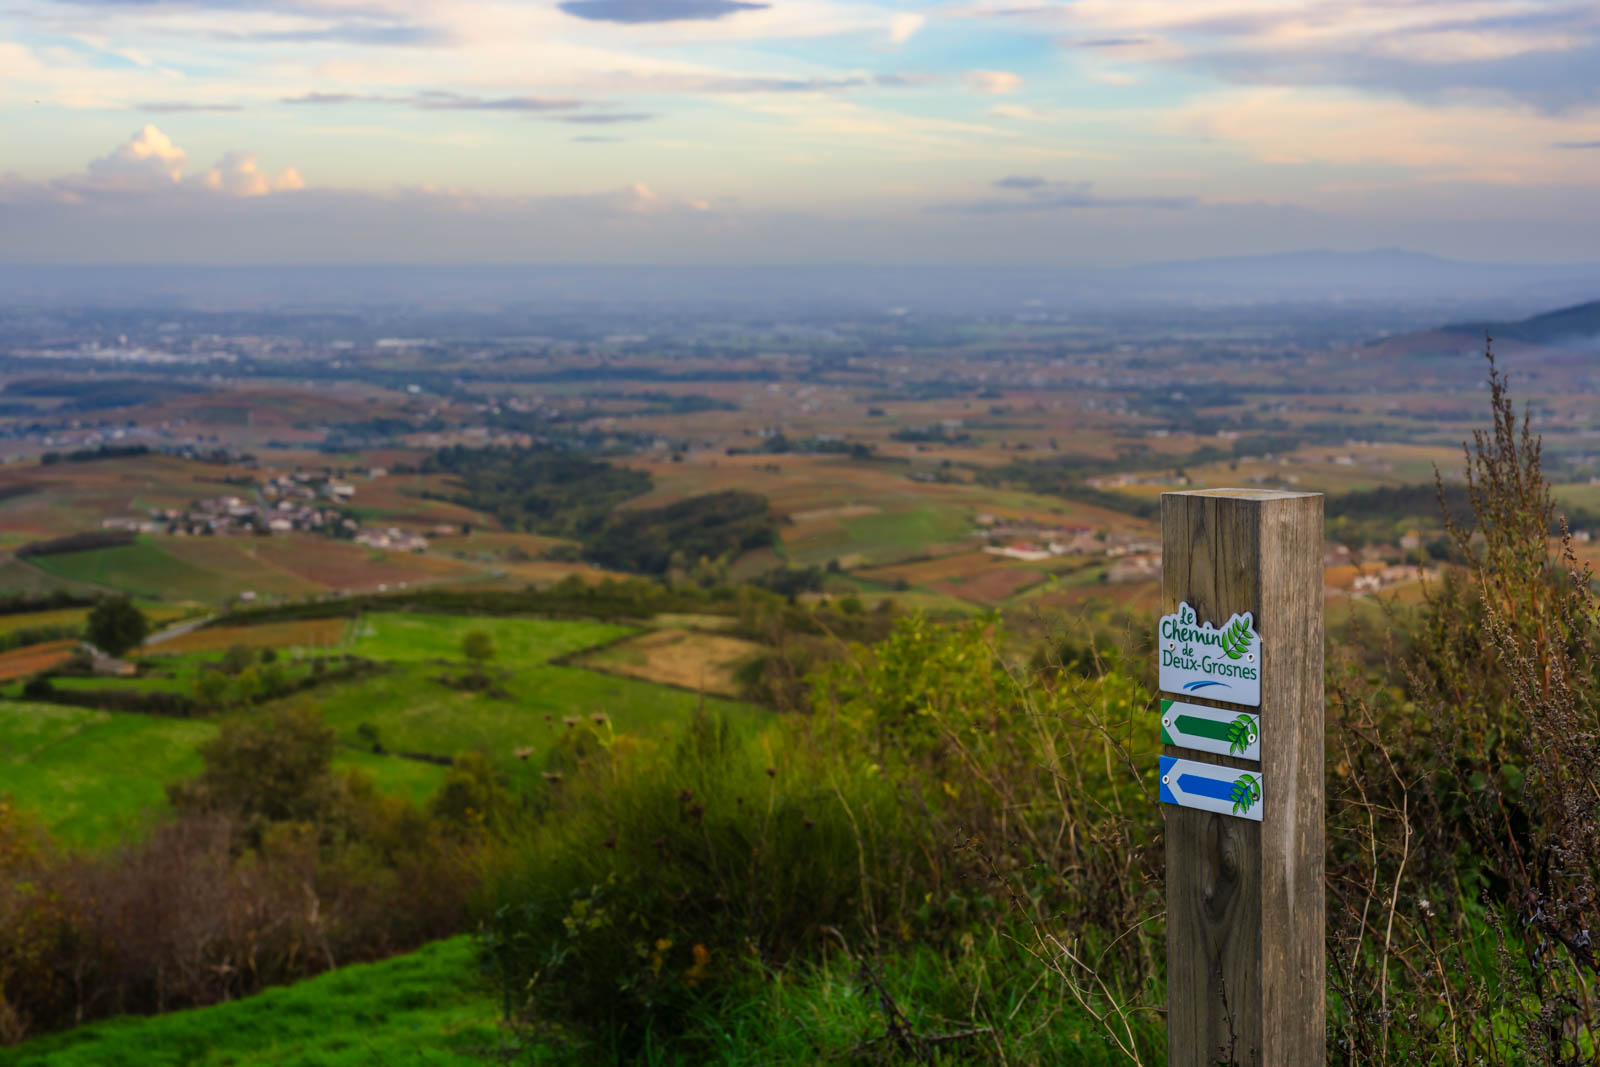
0;613;761;845
785;501;973;568
0;702;213;845
0;938;506;1066
323;613;767;775
28;541;240;602
1554;482;1600;516
347;613;629;664
0;700;448;847
0;558;106;598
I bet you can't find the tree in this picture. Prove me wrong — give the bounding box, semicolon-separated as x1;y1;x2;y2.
219;643;256;675
85;596;148;656
461;630;495;667
168;701;337;824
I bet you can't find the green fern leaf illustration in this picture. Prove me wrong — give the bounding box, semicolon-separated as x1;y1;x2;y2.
1227;715;1255;755
1218;617;1246;659
1229;773;1260;814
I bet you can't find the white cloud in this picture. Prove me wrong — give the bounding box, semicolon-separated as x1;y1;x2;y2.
888;12;925;44
84;124;188;191
964;69;1024;95
0;126;307;204
195;150;307;196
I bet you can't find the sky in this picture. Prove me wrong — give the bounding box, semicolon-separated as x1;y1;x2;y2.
2;0;1599;265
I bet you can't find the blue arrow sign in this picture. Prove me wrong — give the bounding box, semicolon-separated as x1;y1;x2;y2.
1159;755;1263;821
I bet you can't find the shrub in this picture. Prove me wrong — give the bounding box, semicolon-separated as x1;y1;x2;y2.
482;615;1161;1054
168;702;340;831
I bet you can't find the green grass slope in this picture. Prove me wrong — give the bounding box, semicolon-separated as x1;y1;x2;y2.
27;541;236;602
0;938;505;1067
0;701;447;848
325;613;768;776
348;613;629;664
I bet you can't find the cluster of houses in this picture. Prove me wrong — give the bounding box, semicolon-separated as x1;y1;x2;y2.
105;488;357;538
970;511;1446;599
978;516;1104;560
977;515;1162;568
99;468;453;553
353;526;430;552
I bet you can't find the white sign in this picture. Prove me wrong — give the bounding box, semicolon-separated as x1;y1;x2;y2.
1158;601;1261;707
1159;755;1263;821
1161;699;1261;761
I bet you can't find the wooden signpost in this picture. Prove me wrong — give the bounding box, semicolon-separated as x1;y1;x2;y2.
1160;489;1324;1067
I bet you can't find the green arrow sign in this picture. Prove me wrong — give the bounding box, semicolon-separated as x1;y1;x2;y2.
1160;699;1260;761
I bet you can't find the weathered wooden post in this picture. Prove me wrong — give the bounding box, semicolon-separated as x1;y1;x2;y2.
1159;489;1324;1067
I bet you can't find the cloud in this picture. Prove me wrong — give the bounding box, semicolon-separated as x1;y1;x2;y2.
139;101;245;113
1034;0;1600;113
561;112;656;124
558;0;770;24
84;124;188;191
3;126;305;203
196;151;305;196
1554;140;1600;148
282;90;585;111
932;177;1195;212
1075;37;1154;49
988;103;1054;120
275;71;930;118
573;135;624;142
220;22;454;47
410;91;584;112
1169;86;1600;178
282;92;367;106
964;70;1024;95
888;13;925;44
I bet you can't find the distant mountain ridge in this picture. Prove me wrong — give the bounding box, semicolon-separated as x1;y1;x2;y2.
1442;299;1600;345
2;251;1600;316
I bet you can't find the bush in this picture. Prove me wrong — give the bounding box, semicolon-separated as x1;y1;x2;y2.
168;702;340;830
482;615;1160;1054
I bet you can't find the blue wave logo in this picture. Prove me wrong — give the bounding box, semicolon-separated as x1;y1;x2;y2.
1182;680;1230;692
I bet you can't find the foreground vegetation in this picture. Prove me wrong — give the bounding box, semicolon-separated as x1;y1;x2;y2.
5;351;1600;1063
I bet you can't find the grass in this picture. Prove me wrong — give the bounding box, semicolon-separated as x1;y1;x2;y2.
0;937;503;1066
1553;482;1600;516
28;541;247;602
0;614;758;845
572;629;765;697
0;559;106;598
0;932;1158;1066
348;613;631;664
784;502;973;568
0;698;449;848
0;702;213;846
314;661;766;782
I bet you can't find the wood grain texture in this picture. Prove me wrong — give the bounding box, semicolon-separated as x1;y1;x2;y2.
1162;489;1324;1067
